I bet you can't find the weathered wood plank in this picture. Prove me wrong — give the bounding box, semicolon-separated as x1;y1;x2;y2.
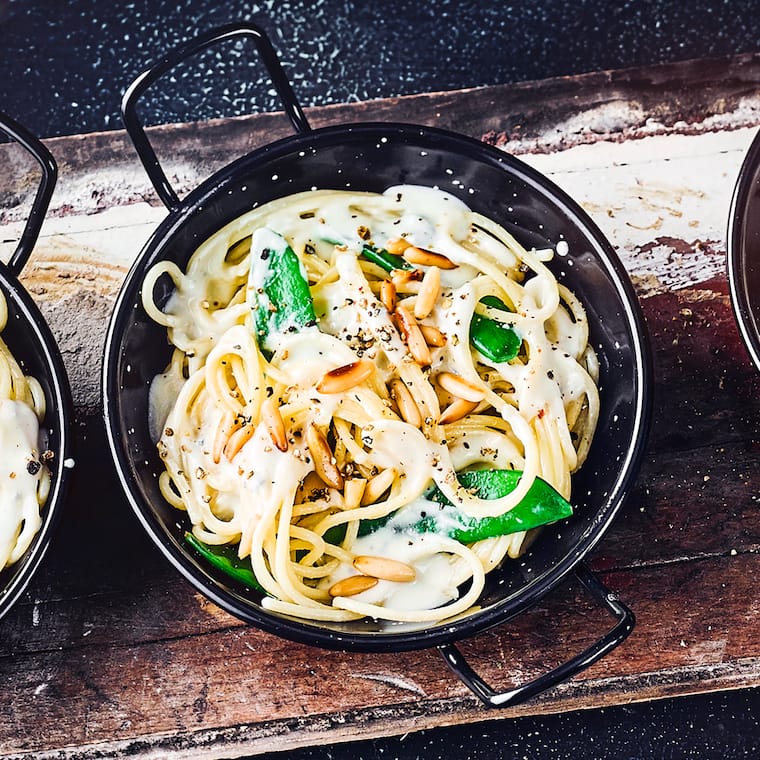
4;51;760;224
0;126;753;420
2;554;758;759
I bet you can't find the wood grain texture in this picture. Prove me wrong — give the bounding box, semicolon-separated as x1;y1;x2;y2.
1;53;760;758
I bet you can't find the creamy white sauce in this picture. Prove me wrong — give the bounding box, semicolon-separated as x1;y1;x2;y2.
330;528;460;611
148;366;185;443
0;399;43;567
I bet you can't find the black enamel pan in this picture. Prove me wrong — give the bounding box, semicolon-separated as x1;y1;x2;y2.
0;112;73;621
102;23;651;706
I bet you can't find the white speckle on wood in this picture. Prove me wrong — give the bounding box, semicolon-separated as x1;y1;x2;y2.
350;672;427;697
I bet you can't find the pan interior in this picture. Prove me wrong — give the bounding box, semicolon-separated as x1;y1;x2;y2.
106;125;647;649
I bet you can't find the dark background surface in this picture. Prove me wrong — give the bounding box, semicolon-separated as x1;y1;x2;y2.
2;1;760;758
5;0;760;140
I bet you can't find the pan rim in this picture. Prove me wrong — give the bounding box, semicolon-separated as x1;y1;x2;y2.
728;125;760;372
102;121;652;651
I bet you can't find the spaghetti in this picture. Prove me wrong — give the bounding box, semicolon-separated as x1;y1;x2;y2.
144;185;600;624
0;290;49;569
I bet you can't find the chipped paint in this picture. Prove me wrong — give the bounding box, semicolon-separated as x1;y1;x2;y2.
520;127;757;293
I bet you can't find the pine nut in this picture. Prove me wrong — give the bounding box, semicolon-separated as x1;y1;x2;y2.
261;396;288;452
390;378;422;427
298;471;327;502
436;371;486;402
385;237;410;254
317;359;375;394
403;245;457;270
329;574;378;597
438;397;480;425
414;265;440;320
361;467;396;505
380;279;396;312
395;305;432;367
306;423;344;490
353;555;416;583
391;267;423;293
212;411;234;464
419;324;446;347
224;422;256;459
343;478;367;510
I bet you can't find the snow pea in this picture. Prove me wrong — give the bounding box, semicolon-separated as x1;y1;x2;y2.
359;243;411;272
355;469;572;543
248;229;317;355
470;295;521;363
184;532;265;593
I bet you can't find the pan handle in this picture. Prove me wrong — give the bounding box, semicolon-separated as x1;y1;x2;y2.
438;563;634;708
0;111;58;276
121;22;311;211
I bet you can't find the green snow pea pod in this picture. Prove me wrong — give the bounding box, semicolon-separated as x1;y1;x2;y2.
248;228;317;355
470;295;521;363
354;468;572;543
184;532;265;593
359;243;412;272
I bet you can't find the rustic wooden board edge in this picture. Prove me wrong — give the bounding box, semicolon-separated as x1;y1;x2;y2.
4;546;759;758
5;49;760;227
13;659;759;760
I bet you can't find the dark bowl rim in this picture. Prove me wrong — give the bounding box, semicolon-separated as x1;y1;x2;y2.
102;120;652;652
0;258;74;623
727;125;760;372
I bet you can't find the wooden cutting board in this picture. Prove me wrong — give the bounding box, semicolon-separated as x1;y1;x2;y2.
1;52;759;758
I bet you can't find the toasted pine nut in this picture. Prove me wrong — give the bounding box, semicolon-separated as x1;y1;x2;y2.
298;471;327;501
390;378;422;427
403;245;457;270
380;279;396;312
385;237;410;255
414;265;441;320
391;268;423;293
343;478;367;510
353;555;416;582
317;359;375;394
436;371;486;403
329;574;378;597
361;467;396;505
395;306;432;367
419;324;446;347
407;331;432;366
261;396;288;452
224;422;256;459
212;411;234;464
306;423;344;490
438;397;480;425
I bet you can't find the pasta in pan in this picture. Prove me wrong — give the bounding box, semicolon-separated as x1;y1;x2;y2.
144;185;599;624
0;290;50;569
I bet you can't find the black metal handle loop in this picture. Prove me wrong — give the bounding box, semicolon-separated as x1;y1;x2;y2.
121;22;311;211
0;111;57;276
438;563;635;708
